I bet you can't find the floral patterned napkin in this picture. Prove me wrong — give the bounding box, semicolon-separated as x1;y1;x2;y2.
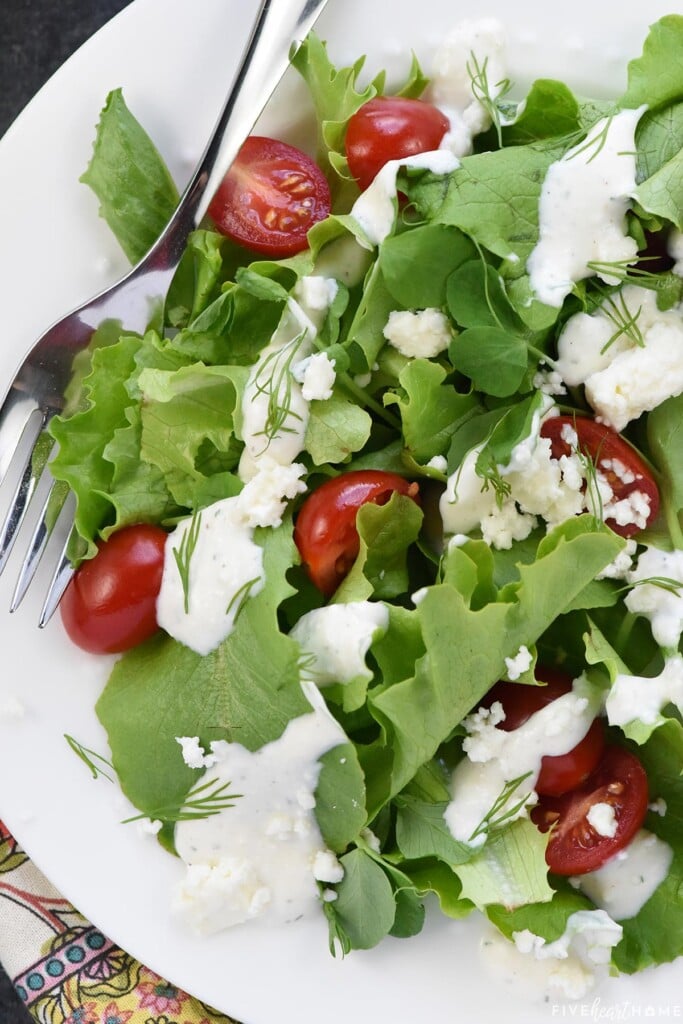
0;821;239;1024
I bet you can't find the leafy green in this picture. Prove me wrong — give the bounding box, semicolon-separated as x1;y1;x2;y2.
80;88;179;263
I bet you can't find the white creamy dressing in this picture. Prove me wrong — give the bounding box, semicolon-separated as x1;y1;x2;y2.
624;545;683;649
572;830;673;920
156;458;306;655
444;676;600;847
173;682;347;934
291;601;389;686
606;654;683;729
556;286;683;432
350;150;460;246
239;275;338;480
480;910;622;1001
428;18;507;158
527;107;645;307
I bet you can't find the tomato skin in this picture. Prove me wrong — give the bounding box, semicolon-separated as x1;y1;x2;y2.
293;470;420;596
485;669;605;797
207;136;331;257
60;525;167;654
345;97;450;191
532;745;649;876
539;415;660;538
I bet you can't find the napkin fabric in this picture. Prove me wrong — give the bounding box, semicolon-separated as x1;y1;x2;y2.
0;820;239;1024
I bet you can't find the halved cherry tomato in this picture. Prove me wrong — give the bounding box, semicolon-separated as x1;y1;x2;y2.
485;668;605;797
207;136;331;257
531;745;649;875
345;96;450;192
540;415;660;538
60;524;167;654
293;470;420;596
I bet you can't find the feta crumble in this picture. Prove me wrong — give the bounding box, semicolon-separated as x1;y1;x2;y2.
505;645;532;681
383;308;452;358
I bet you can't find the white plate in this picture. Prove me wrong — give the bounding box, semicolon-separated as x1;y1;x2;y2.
1;1;682;1021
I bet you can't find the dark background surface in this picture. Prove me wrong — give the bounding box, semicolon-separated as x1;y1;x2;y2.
1;5;131;1024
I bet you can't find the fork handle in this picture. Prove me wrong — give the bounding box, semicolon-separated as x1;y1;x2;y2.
144;0;330;270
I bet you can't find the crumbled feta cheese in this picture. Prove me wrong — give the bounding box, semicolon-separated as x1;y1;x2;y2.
527;107;644;307
426;454;448;474
174;858;272;933
312;850;344;884
428;18;507;157
294;275;339;315
572;830;673;920
668;227;683;276
586;801;618;838
239;457;307;529
625;546;683;649
596;538;636;580
360;827;382;854
383;308;452;358
291;602;389;685
505;645;532;681
556;285;683;430
532;367;567;396
138;818;164;837
649;798;668;817
292;351;336;402
176;736;219;770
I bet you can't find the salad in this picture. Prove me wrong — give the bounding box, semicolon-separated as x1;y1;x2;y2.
46;11;683;998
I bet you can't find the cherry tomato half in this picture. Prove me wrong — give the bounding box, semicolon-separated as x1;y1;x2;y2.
60;524;167;654
540;415;659;538
345;96;450;192
531;745;649;875
207;136;331;257
485;668;605;797
293;470;420;596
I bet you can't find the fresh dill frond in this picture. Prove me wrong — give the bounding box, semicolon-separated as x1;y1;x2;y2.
252;331;307;449
598;289;644;352
225;575;261;619
173;509;203;614
65;734;115;783
586;257;663;292
468;771;533;843
566;116;613;164
467;51;513;148
479;458;512;507
122;778;241;826
621;575;683;597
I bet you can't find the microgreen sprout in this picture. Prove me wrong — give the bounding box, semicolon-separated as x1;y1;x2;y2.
173;508;203;614
597;288;645;352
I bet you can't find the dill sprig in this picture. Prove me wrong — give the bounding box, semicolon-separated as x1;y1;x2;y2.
173;509;203;614
225;575;260;619
620;575;683;597
122;778;241;826
252;331;306;449
566;117;613;164
467;52;513;148
65;734;115;783
468;771;533;843
598;288;644;352
479;457;512;507
586;257;664;291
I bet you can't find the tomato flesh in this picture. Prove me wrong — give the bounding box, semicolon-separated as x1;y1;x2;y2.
293;470;420;596
540;415;659;538
532;745;649;875
60;524;167;654
485;668;605;797
208;136;331;257
345;96;450;192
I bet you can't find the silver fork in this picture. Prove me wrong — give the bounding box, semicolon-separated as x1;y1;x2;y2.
0;0;329;626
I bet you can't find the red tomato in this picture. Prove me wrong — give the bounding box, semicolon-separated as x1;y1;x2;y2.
60;524;167;654
532;745;649;875
293;470;420;596
345;96;450;191
540;415;659;538
207;136;331;257
485;669;605;797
